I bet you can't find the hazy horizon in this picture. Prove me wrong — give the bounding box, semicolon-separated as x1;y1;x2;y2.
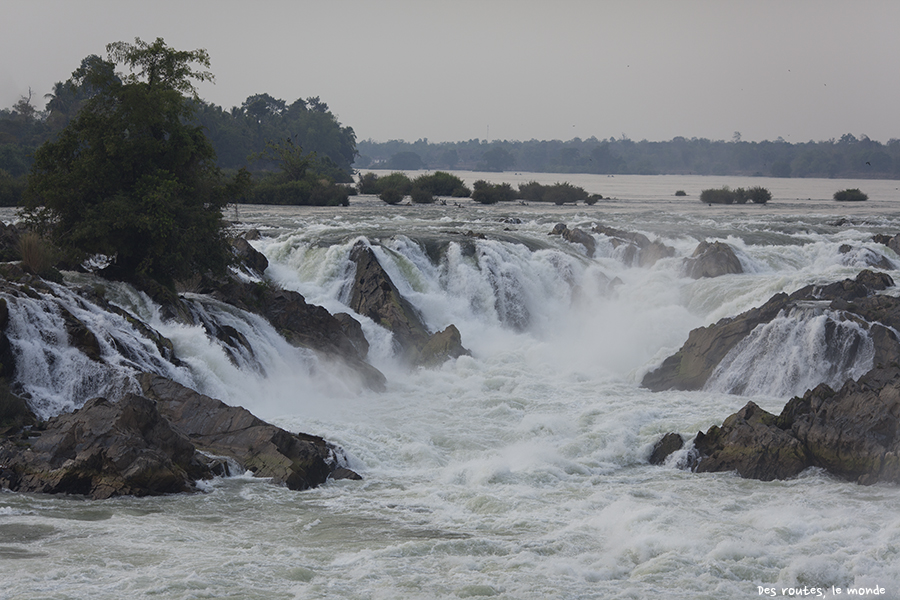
3;0;899;145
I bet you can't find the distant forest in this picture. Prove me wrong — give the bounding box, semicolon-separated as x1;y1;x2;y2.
1;82;356;180
357;134;900;180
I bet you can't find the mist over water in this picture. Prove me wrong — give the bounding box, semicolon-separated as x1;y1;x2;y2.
3;174;900;599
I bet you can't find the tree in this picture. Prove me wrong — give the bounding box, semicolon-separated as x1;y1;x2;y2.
22;38;233;291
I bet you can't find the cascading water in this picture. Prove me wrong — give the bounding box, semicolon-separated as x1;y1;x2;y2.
4;176;900;600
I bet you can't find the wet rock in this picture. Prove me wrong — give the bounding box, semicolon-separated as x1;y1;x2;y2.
683;241;743;279
231;237;269;277
139;373;353;490
591;224;675;267
416;324;471;367
333;312;369;359
550;224;596;258
873;233;900;256
0;394;206;499
692;401;812;481
649;432;684;465
348;241;469;366
643;270;898;392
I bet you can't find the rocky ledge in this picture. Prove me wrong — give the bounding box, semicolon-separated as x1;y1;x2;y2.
0;373;359;499
648;269;900;485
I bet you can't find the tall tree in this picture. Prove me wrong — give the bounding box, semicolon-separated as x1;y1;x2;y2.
23;38;233;291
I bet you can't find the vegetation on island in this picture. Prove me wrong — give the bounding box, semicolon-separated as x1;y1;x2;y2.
359;171;471;204
833;188;868;202
699;186;771;205
1;50;357;208
357;133;900;180
21;38;239;291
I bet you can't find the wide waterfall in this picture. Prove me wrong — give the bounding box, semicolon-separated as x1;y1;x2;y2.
2;173;900;599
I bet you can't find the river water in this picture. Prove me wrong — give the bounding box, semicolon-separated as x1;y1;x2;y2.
2;173;900;599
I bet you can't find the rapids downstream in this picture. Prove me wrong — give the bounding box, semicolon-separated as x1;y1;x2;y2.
2;173;900;599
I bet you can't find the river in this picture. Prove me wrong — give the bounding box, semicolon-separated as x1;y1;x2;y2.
2;173;900;599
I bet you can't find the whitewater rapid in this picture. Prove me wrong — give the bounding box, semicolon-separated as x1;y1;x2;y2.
3;174;900;599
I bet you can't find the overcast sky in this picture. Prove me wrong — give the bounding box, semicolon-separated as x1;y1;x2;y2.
2;0;898;144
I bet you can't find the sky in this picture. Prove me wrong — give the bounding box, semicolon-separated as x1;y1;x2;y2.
2;0;899;144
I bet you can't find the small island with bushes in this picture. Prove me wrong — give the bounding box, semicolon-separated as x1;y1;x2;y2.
833;188;868;202
699;186;771;205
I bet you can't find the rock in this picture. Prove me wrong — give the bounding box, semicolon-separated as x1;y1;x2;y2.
643;270;898;392
206;279;386;391
231;237;269;277
591;224;675;267
139;373;355;490
349;241;431;361
649;432;684;465
873;233;900;256
416;324;471;367
692;401;812;481
687;364;900;485
333;312;369;359
0;394;206;499
550;224;596;257
0;379;35;435
683;241;743;279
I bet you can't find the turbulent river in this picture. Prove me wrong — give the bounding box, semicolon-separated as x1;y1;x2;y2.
3;173;900;599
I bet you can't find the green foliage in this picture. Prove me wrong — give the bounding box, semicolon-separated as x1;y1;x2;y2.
471;180;517;204
0;169;25;206
245;179;349;206
675;190;687;196
833;188;868;202
516;181;590;204
411;171;470;197
409;186;434;204
361;172;414;196
18;231;56;276
21;38;233;290
379;187;403;205
700;187;736;204
386;151;424;170
585;194;602;205
357;172;379;194
748;186;771;204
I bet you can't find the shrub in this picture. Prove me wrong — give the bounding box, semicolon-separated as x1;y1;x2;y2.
413;171;470;197
834;188;868;202
675;190;687;197
700;187;736;204
518;181;545;203
517;181;591;204
471;180;517;204
585;194;602;205
358;172;379;194
379;187;404;204
748;186;771;204
19;231;56;276
734;188;748;204
373;172;413;195
0;169;25;207
410;186;435;204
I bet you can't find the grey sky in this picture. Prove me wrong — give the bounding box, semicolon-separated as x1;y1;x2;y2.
3;0;898;144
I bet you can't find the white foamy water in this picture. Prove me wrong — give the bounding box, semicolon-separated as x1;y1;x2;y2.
2;174;900;599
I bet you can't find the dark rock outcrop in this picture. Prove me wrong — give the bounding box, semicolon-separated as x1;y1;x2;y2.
139;373;353;490
348;241;469;365
231;236;269;277
0;374;361;499
0;394;206;499
648;432;684;465
643;270;897;392
682;363;900;484
683;241;743;279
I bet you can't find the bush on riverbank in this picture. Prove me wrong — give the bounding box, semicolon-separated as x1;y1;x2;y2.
834;188;868;202
472;180;517;204
700;186;771;205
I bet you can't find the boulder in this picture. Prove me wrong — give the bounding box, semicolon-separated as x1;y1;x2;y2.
0;394;206;499
348;241;469;366
139;373;354;490
550;224;596;257
591;224;675;267
643;270;898;392
873;233;900;256
231;236;269;277
648;432;684;465
416;324;471;367
686;364;900;485
683;241;743;279
692;401;812;481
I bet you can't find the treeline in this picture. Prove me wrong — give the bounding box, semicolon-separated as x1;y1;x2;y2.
0;60;357;206
357;134;900;179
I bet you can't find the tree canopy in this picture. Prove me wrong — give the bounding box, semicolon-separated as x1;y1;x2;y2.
22;38;233;290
